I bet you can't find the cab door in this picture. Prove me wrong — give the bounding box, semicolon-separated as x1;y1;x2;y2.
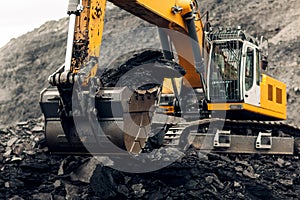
243;43;261;106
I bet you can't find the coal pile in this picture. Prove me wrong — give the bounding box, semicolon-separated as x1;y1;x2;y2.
1;120;300;199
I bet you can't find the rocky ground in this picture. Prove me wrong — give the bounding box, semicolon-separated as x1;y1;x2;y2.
1;0;300;199
2;119;300;199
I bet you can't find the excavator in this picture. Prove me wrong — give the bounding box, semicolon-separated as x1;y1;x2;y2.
40;0;300;156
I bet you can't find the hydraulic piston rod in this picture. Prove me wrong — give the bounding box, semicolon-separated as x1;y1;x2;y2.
64;0;83;72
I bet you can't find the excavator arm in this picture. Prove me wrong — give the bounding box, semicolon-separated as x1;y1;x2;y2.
48;0;205;88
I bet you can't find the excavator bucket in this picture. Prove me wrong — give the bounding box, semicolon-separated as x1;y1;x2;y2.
40;50;186;155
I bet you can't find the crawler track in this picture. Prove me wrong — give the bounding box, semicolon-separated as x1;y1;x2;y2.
164;118;300;155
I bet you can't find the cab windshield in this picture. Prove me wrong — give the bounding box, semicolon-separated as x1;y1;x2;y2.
209;40;243;102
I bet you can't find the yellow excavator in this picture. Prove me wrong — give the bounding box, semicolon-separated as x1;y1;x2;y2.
40;0;299;155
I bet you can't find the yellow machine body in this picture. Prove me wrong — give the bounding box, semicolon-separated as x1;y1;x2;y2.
70;0;287;121
41;0;292;155
208;74;286;120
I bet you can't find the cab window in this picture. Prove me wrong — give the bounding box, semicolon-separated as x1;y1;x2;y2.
245;47;254;91
256;50;261;86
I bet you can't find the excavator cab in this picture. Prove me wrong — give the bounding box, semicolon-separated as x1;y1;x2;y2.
207;39;242;102
206;29;262;104
206;28;286;121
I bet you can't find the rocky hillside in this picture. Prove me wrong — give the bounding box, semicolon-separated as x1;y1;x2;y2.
0;1;299;125
0;18;68;125
0;4;158;126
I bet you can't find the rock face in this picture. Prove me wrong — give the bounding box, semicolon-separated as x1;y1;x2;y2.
0;18;68;125
1;120;300;199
